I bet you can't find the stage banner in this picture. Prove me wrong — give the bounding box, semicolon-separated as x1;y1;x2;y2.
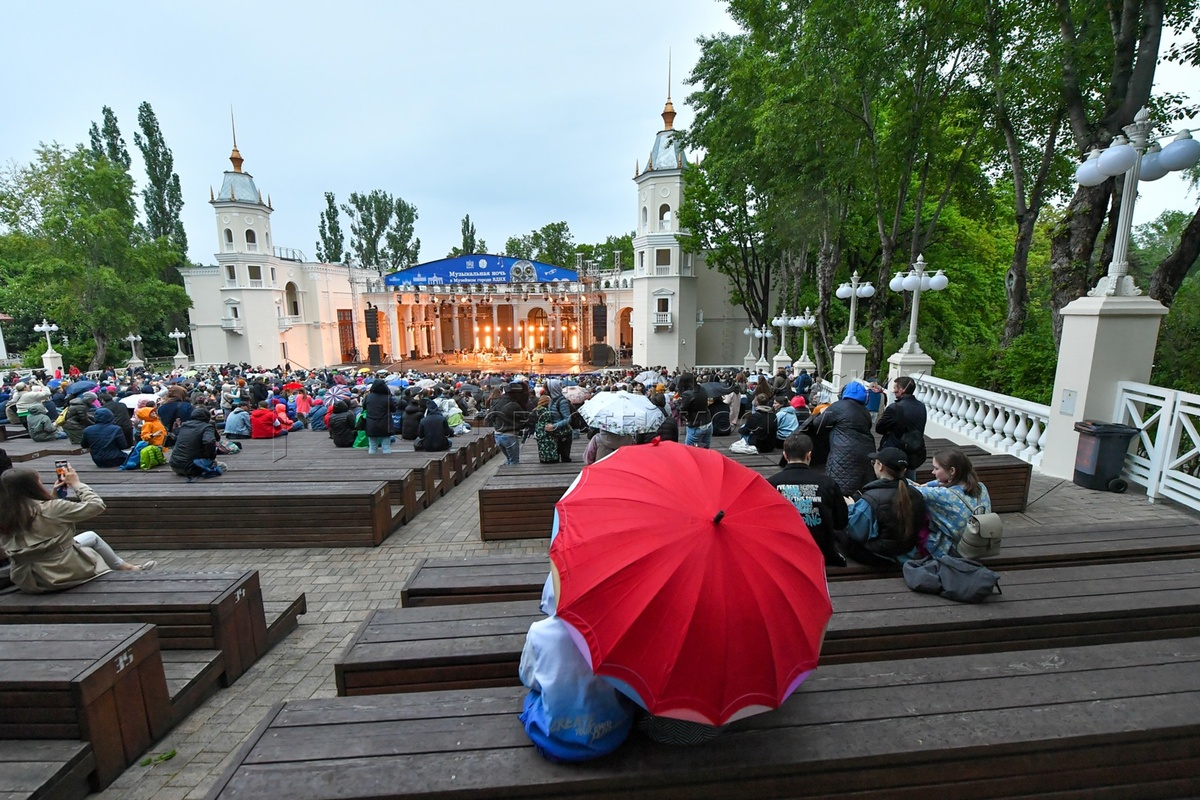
384;255;578;287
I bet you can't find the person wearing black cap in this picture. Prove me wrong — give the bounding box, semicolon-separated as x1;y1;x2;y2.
836;446;927;567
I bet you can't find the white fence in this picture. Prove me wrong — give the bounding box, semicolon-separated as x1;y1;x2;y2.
1114;382;1200;513
913;375;1051;467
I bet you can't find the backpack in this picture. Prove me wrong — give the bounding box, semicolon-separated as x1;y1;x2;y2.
903;554;1001;603
139;445;166;470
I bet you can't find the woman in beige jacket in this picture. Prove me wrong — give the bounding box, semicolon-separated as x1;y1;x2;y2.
0;464;153;593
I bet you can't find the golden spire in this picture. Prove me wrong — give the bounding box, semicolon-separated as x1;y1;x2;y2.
661;50;676;131
229;107;244;173
209;186;214;202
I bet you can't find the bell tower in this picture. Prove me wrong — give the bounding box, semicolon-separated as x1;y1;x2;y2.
631;78;697;371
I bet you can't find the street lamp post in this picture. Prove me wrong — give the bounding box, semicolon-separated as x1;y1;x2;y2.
169;328;190;369
831;272;875;388
125;333;144;369
1076;107;1200;297
742;324;773;373
1040;107;1200;479
742;326;758;371
886;254;949;388
34;318;63;374
771;312;804;372
791;307;817;372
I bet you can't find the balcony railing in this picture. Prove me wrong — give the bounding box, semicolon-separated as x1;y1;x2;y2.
278;315;302;331
653;312;672;329
220;318;244;334
913;375;1050;467
248;279;264;289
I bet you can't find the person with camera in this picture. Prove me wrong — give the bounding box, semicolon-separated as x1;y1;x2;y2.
0;464;153;593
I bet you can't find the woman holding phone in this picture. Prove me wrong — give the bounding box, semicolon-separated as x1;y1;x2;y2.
0;464;154;593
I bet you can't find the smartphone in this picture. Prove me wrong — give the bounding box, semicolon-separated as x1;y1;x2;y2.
54;461;69;498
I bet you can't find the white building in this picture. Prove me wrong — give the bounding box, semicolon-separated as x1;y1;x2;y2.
181;99;752;372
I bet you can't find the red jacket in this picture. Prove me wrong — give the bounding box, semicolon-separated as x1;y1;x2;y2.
251;407;285;438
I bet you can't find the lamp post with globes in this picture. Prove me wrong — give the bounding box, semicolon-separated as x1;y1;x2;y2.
34;318;63;374
791;307;817;372
1040;107;1200;480
771;312;804;372
1074;107;1200;298
169;328;190;369
831;272;874;388
742;324;773;373
885;254;948;387
125;333;144;369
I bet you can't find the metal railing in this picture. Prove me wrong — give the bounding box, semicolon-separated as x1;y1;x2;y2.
913;375;1050;467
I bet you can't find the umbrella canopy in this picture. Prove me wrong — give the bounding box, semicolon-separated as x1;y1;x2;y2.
562;385;589;404
183;370;198;377
282;382;304;391
700;382;735;398
119;393;157;409
387;378;409;388
359;367;372;374
551;440;832;727
577;390;663;435
64;380;98;397
634;370;664;386
325;385;352;403
416;378;437;389
47;378;63;389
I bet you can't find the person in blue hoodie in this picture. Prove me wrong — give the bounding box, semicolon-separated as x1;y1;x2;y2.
80;408;129;467
223;403;252;439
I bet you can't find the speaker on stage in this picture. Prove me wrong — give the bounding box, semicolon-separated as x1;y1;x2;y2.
590;343;615;366
368;344;383;366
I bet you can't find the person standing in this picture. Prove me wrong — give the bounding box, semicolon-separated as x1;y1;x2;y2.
362;380;398;454
805;381;876;495
875;375;927;479
767;433;848;567
543;379;574;463
675;373;712;448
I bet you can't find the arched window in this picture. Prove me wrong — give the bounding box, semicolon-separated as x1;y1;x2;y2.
223;228;233;251
285;282;301;317
245;229;258;252
659;204;672;231
641;206;648;230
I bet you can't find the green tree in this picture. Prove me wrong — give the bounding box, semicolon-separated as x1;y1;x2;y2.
315;192;346;263
501;222;575;266
447;213;487;257
87;106;130;173
133;101;187;257
1;146;189;369
504;234;535;259
578;233;633;274
341;190;420;274
383;196;420;271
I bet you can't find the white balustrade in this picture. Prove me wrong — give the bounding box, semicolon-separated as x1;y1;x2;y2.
913;375;1050;467
1114;381;1200;513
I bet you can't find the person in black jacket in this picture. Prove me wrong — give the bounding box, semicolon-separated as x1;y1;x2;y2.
98;392;134;448
736;398;779;453
80;408;128;468
362;380;398;454
168;407;220;478
400;392;425;441
804;382;875;495
415;400;453;452
487;383;528;464
836;447;927;568
649;393;678;442
675;373;711;448
875;375;927;479
767;433;847;567
327;400;358;447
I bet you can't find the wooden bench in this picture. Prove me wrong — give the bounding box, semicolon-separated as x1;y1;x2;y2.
337;557;1200;696
0;424;31;442
0;740;93;800
478;472;577;540
86;481;396;549
217;637;1200;800
0;571;297;686
406;516;1200;605
0;623;175;788
0;438;81;463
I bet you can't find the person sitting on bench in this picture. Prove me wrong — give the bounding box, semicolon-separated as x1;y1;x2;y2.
836;447;926;568
0;464;153;593
916;446;993;558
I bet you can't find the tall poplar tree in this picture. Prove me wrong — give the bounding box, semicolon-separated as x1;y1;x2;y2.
88;106;130;172
133;101;187;258
316;192;347;263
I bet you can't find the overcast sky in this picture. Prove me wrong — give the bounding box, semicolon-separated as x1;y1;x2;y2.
2;2;1196;268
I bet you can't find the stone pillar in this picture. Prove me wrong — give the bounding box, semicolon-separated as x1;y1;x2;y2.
401;304;412;358
1039;295;1168;479
830;342;867;390
432;307;444;355
0;320;8;361
388;299;401;364
451;305;461;351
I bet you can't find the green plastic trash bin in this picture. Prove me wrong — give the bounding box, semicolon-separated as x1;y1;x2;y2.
1073;420;1138;493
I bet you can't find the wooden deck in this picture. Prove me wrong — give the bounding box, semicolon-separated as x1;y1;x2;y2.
213;637;1200;799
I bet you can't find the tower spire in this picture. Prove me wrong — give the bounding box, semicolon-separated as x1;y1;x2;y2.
229;107;244;173
661;50;676;131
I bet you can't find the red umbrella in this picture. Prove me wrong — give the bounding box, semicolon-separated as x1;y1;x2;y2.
283;382;304;390
551;440;832;727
